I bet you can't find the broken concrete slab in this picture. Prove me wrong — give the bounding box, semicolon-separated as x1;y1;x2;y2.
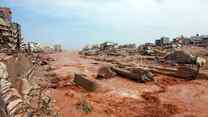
96;65;116;79
74;73;97;91
139;65;199;80
3;54;33;79
111;67;154;83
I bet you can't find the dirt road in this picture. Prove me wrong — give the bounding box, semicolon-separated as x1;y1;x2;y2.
39;52;208;117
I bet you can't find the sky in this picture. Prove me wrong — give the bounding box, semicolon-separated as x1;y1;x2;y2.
1;0;208;49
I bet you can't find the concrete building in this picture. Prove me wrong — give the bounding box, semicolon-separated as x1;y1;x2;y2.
155;37;170;46
190;34;208;47
173;36;191;46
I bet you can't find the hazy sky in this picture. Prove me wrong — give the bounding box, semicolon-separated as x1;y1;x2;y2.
1;0;208;49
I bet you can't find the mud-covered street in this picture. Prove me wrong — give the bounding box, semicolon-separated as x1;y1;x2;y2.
34;52;208;117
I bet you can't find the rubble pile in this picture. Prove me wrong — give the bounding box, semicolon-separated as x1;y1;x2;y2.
80;42;206;81
80;42;170;57
83;35;208;58
0;54;58;116
0;78;25;117
0;62;26;117
26;42;63;53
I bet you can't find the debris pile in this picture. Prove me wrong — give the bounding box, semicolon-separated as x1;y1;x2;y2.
80;42;139;56
111;66;154;83
80;42;206;81
80;42;169;57
0;55;57;116
96;65;116;79
0;62;26;117
25;42;63;53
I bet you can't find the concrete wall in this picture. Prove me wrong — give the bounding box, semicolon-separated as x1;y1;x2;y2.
3;54;33;79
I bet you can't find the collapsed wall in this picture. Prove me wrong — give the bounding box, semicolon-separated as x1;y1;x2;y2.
0;54;44;117
0;7;58;117
0;53;57;117
0;61;26;117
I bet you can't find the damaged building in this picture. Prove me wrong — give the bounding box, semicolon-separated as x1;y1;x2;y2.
0;7;58;117
155;37;170;47
190;34;208;47
0;7;22;52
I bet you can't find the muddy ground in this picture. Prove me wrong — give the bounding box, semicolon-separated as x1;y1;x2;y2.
33;51;208;117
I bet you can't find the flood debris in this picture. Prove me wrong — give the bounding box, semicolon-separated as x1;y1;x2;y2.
163;50;201;65
96;64;154;83
161;50;206;79
74;73;97;91
96;65;116;79
80;41;207;80
111;67;154;83
80;42;139;57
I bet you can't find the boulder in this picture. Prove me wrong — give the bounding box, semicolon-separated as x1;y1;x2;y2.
74;73;97;91
96;65;116;79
